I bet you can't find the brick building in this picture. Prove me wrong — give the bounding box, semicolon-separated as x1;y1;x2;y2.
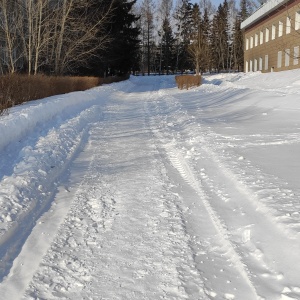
241;0;300;72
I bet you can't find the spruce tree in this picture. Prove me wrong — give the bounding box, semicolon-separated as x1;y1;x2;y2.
104;0;140;75
232;0;249;72
188;3;202;74
211;0;230;72
140;0;155;75
173;0;194;72
202;8;212;72
161;17;175;74
240;0;249;21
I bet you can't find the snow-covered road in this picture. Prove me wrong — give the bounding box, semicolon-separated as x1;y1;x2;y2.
0;71;300;299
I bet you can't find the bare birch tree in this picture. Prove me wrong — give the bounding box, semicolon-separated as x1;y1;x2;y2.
17;0;53;75
0;0;114;75
48;0;114;75
0;0;23;73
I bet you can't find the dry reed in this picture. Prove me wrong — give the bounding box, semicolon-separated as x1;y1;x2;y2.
175;75;201;90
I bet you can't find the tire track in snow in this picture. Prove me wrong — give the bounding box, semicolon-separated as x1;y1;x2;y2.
145;80;261;298
23;77;207;300
145;90;258;299
155;80;300;299
143;87;207;299
192;139;300;299
164;140;259;299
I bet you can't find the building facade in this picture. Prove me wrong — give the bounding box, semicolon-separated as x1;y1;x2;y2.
241;0;300;72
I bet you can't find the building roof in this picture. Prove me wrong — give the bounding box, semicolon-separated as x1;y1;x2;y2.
241;0;289;29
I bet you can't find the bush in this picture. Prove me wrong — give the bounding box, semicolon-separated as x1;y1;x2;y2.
175;75;201;90
0;74;129;115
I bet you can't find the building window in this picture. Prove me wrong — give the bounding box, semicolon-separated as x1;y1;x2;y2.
294;46;299;65
246;61;249;72
265;55;269;70
254;59;258;71
260;31;263;44
277;51;282;68
259;57;263;70
246;38;249;50
250;60;253;71
255;33;258;46
286;16;291;34
285;49;290;67
265;28;269;42
250;36;253;48
295;11;300;30
272;24;276;40
278;21;283;37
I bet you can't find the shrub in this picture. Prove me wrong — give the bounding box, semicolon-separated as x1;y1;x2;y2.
175;75;201;90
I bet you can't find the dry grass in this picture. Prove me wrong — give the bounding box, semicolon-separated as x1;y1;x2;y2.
175;75;201;90
0;74;129;115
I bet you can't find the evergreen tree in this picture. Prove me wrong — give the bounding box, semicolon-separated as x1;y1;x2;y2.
103;0;140;75
232;0;249;72
173;0;194;72
211;0;230;71
202;8;212;72
239;0;249;21
232;15;243;71
157;0;173;74
161;17;175;74
188;4;202;74
140;0;155;75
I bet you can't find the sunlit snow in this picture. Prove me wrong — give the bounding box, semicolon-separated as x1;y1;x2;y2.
0;70;300;299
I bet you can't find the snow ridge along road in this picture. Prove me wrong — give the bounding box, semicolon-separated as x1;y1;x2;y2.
0;71;300;299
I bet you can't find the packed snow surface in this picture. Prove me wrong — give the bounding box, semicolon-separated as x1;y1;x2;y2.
0;70;300;300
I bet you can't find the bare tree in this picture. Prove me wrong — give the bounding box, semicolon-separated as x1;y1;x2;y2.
0;0;23;73
17;0;53;75
0;0;114;75
49;0;114;75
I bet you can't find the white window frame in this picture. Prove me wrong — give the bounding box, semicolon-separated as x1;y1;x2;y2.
265;55;269;71
278;21;283;37
277;51;282;68
254;59;258;71
295;11;300;30
285;49;290;67
250;59;253;72
286;16;291;34
265;28;269;42
294;46;299;65
259;57;263;71
250;36;253;48
255;33;258;46
260;31;263;44
246;38;249;50
272;24;276;40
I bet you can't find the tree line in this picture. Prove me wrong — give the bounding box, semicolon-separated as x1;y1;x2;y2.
137;0;260;75
0;0;261;77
